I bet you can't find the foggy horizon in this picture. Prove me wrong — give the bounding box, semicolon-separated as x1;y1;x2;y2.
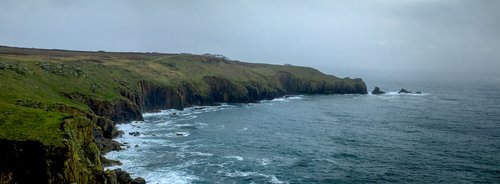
1;0;499;81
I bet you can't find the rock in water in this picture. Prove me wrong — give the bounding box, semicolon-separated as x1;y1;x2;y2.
399;88;411;94
114;169;133;183
372;87;385;95
129;132;140;136
132;177;146;184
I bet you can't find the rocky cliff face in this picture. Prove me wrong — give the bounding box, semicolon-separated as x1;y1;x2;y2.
0;46;367;184
273;71;367;94
0;117;114;184
0;74;367;184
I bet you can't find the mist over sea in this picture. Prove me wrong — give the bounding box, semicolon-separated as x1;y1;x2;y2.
106;79;500;183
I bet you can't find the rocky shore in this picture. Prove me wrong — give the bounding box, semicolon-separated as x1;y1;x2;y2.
0;45;367;183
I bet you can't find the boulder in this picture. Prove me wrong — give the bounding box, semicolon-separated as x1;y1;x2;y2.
101;156;122;167
114;169;133;184
132;177;146;184
371;87;385;95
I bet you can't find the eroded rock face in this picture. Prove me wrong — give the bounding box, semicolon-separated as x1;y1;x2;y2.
273;71;367;95
372;87;385;95
204;76;251;103
1;72;367;184
138;80;208;112
61;92;143;123
0;118;113;184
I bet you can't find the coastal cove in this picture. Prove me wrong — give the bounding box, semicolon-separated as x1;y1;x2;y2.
0;46;366;183
106;80;500;184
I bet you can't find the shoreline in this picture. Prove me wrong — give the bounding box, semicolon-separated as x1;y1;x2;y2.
102;95;309;183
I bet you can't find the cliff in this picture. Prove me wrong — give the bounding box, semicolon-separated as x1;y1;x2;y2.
0;45;367;183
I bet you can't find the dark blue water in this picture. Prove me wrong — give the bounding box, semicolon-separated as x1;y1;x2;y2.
107;80;500;183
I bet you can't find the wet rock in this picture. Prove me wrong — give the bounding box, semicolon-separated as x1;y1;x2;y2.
176;131;190;136
101;156;122;167
95;138;122;153
129;132;140;136
132;177;146;184
114;169;133;184
371;87;385;95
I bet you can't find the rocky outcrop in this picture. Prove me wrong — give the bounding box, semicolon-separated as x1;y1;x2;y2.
0;117;118;183
398;88;423;94
204;76;253;103
37;61;85;77
61;92;143;123
0;62;33;75
399;88;411;94
273;71;367;95
137;80;208;112
113;169;145;184
372;87;385;95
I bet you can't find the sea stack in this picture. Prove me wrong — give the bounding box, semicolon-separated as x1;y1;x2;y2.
372;87;385;95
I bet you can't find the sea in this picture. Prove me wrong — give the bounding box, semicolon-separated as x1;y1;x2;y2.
106;79;500;183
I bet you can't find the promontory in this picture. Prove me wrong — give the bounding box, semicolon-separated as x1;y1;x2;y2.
0;45;367;183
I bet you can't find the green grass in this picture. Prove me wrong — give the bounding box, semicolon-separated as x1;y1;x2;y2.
0;103;66;145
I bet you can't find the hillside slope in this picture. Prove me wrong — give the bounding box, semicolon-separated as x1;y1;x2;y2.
0;45;367;183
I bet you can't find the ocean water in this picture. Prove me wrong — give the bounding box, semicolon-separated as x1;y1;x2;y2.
106;80;500;183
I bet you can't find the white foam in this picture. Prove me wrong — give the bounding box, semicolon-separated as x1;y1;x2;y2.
175;124;195;127
188;152;213;157
142;110;177;117
383;91;430;96
145;170;199;184
285;95;305;100
271;98;289;102
224;171;257;177
262;95;305;103
195;122;208;128
270;175;286;184
224;155;244;161
221;171;287;184
157;120;174;126
257;158;270;166
168;131;190;137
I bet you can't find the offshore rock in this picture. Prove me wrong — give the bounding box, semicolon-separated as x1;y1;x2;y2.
132;177;146;184
372;86;385;95
399;88;411;94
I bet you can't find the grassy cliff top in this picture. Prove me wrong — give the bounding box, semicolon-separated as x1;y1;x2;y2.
0;45;364;145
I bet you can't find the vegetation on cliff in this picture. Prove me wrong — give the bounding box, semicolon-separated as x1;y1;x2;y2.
0;45;367;183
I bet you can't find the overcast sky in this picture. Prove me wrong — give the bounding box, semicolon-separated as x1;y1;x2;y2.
1;0;499;81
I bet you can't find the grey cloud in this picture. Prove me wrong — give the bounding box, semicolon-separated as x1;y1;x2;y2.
0;0;499;80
